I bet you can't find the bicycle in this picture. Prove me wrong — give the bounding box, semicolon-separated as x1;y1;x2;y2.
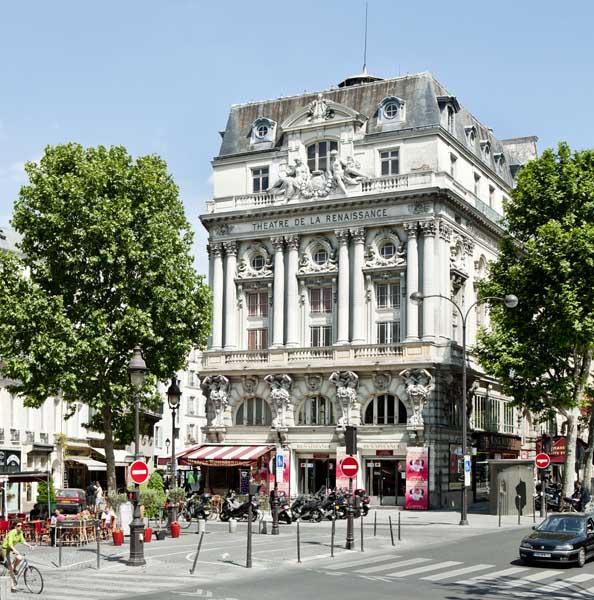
0;552;44;595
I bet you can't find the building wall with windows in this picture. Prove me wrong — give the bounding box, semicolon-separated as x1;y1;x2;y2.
199;72;537;508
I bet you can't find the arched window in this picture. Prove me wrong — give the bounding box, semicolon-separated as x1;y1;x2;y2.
364;394;407;425
307;140;338;172
298;396;335;425
235;397;272;426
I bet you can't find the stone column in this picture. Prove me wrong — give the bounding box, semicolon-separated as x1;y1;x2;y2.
271;237;285;347
439;220;453;340
285;235;300;347
210;242;224;350
420;221;437;341
335;229;350;345
223;242;237;350
350;227;365;344
404;222;419;340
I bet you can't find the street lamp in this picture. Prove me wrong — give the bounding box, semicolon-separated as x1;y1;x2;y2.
167;377;181;522
128;345;148;566
410;291;518;526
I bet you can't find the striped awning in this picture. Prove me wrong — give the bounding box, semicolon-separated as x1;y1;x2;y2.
178;444;274;466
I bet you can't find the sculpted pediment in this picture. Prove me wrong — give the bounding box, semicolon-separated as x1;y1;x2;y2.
281;94;365;131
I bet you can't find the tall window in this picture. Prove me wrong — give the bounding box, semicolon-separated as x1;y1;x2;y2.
187;396;196;415
380;150;399;176
252;167;269;193
473;173;481;197
364;394;407;425
503;402;515;434
298;396;335;425
235;397;272;425
377;321;400;344
307;141;338;172
450;154;457;178
447;105;455;133
186;424;196;442
247;292;268;317
488;186;495;208
311;325;332;347
376;283;400;309
248;328;268;350
310;287;332;313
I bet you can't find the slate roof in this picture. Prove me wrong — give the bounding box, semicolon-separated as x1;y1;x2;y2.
216;72;536;185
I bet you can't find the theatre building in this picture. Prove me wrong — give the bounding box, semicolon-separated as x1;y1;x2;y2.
198;71;536;508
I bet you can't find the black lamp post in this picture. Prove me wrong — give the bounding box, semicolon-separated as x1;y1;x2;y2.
167;377;181;522
128;345;148;566
410;292;518;526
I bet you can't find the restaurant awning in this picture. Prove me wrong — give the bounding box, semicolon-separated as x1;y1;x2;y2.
0;471;51;484
65;457;107;471
178;445;275;467
157;448;191;466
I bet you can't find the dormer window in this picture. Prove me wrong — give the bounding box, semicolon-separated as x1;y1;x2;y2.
437;96;460;134
480;140;491;161
377;96;405;125
493;152;506;172
250;117;276;146
465;126;477;148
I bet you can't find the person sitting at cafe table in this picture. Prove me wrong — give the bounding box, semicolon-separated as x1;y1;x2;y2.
0;522;34;592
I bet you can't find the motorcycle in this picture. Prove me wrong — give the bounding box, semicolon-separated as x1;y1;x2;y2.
185;492;214;520
276;493;293;524
219;491;262;522
291;494;324;522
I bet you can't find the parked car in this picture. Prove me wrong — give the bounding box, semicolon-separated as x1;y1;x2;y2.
55;488;86;514
519;513;594;567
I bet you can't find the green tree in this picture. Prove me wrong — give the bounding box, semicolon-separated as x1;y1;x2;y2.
0;143;212;492
36;477;56;506
475;143;594;496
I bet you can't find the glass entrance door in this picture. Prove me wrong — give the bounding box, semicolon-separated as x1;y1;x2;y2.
366;460;405;506
298;458;336;494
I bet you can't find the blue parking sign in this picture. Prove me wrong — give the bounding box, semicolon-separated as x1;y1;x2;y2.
276;454;285;470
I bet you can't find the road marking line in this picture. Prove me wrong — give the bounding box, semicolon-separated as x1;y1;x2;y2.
455;566;529;585
357;557;431;574
422;563;494;581
532;572;594;594
499;569;561;589
387;560;463;578
324;555;400;570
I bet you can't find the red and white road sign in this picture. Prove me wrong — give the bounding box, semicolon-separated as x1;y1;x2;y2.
535;453;551;470
341;456;359;479
129;460;150;485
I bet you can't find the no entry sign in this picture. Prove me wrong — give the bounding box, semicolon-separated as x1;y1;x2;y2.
341;456;359;479
129;460;150;485
535;453;551;470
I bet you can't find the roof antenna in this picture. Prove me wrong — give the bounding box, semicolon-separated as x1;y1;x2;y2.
362;0;369;74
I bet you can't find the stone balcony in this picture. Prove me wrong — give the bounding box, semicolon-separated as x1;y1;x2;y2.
201;341;465;375
205;171;504;226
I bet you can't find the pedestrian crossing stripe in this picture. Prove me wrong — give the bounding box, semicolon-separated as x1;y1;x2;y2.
499;569;560;589
324;554;401;570
533;573;594;594
455;566;528;584
356;557;430;574
421;563;494;581
386;560;463;578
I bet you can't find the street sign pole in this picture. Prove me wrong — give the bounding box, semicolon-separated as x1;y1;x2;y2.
535;453;550;518
346;475;354;550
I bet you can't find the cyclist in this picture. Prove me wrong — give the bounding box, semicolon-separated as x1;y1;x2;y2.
1;522;34;592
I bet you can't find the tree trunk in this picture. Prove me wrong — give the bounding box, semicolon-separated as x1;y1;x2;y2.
562;407;580;499
103;404;117;494
583;407;594;494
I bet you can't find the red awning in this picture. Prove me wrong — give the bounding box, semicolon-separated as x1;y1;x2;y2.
157;448;191;466
178;445;274;467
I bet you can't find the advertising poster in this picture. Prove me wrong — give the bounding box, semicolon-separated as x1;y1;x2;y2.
405;447;429;510
268;450;291;497
335;446;350;490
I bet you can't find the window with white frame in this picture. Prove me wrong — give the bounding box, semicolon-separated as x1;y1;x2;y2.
235;397;272;426
307;140;338;172
311;325;332;347
187;396;196;415
310;287;332;313
248;328;268;350
186;423;196;442
377;321;400;344
252;167;269;193
380;149;399;176
376;283;400;309
298;396;335;425
247;291;268;317
363;394;407;425
154;426;162;448
503;402;515;434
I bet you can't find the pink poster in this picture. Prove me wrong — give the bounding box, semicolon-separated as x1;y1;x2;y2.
268;450;291;498
405;447;429;510
335;446;350;491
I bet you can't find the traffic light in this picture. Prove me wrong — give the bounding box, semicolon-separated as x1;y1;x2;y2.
127;490;139;503
345;426;357;455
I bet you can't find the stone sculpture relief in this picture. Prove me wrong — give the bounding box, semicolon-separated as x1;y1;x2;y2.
265;374;294;429
365;231;406;268
329;370;360;427
399;368;434;427
306;93;335;122
236;244;273;279
201;375;230;427
305;374;323;393
298;239;338;274
242;375;259;396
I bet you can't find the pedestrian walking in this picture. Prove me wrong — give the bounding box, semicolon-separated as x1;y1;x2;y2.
95;481;103;511
86;481;97;510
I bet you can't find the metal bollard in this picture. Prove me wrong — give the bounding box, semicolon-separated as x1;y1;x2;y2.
197;519;206;534
389;515;395;546
189;532;205;575
96;524;100;570
532;496;536;524
260;519;267;535
360;512;364;552
331;517;335;558
228;518;237;534
398;511;401;542
296;518;301;564
516;494;522;525
498;492;503;528
58;527;63;567
246;503;253;569
373;510;377;537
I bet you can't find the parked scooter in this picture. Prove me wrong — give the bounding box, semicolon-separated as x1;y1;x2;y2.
291;494;324;522
219;490;262;522
276;492;293;524
185;492;214;520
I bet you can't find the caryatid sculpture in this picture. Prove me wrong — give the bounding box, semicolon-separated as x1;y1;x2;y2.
329;370;360;427
200;375;231;427
264;373;294;429
399;369;434;427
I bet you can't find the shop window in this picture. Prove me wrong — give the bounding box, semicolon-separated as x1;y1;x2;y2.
307;140;338;172
363;394;407;425
298;396;335;425
235;397;272;426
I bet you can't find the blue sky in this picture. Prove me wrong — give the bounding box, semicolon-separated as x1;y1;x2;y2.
1;0;592;275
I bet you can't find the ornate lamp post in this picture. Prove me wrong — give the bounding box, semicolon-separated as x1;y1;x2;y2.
410;292;518;526
128;345;148;566
167;377;181;522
